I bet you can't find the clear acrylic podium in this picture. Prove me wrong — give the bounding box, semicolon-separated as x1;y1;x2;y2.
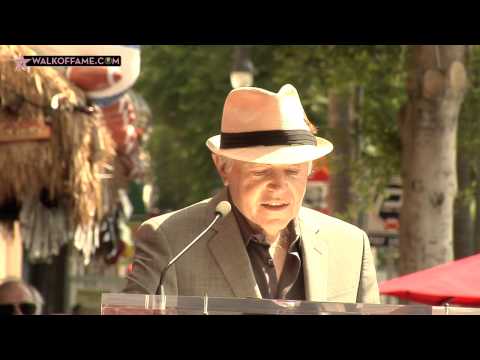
101;293;480;315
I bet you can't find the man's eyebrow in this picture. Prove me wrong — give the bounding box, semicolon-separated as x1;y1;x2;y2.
249;167;269;171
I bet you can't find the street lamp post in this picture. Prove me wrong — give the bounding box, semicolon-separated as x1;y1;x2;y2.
230;46;254;89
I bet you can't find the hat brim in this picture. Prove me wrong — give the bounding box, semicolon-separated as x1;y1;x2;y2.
206;135;333;164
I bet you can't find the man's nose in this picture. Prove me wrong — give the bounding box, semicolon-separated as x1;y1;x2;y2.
267;170;286;190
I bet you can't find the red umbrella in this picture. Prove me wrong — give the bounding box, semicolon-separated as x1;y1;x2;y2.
379;253;480;306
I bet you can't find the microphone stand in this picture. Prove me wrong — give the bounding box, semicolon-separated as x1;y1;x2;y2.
158;212;223;311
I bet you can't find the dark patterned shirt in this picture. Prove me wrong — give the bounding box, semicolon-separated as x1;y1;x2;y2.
230;199;305;300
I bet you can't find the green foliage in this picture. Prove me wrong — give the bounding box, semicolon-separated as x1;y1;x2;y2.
457;45;480;202
136;46;233;209
460;47;480;156
254;46;406;220
135;45;407;212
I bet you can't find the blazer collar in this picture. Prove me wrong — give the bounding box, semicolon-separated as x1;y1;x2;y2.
206;189;262;298
298;208;329;302
205;190;328;301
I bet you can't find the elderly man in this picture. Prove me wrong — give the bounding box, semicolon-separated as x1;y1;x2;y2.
0;279;40;315
125;84;379;304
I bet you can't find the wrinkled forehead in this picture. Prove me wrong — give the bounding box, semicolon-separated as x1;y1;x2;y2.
0;283;33;304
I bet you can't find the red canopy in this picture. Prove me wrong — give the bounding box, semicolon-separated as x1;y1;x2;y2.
379;253;480;306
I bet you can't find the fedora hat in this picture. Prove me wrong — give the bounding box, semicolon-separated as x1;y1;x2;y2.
206;84;333;164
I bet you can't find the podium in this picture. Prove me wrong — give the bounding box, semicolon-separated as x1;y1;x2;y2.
101;293;480;315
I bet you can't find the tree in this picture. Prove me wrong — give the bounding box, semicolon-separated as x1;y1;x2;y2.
454;144;474;259
136;45;406;221
326;87;355;218
399;46;468;275
256;45;406;223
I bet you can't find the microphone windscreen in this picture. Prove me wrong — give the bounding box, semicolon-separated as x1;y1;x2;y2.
215;201;232;217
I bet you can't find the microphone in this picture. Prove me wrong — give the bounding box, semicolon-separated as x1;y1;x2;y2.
156;201;232;298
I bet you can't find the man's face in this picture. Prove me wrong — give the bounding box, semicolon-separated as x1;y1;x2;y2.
0;282;35;315
221;159;310;238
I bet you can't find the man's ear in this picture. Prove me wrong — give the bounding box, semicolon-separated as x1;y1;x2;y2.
211;154;229;186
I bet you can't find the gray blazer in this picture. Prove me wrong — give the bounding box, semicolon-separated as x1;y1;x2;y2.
124;188;380;304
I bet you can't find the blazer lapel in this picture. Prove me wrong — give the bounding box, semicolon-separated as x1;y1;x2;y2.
206;189;262;299
298;209;329;302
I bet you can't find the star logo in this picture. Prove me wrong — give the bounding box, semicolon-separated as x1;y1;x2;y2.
14;56;30;72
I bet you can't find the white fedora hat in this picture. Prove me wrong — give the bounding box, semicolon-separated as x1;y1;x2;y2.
206;84;333;164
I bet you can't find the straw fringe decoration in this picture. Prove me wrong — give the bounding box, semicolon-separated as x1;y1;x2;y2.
0;45;115;263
